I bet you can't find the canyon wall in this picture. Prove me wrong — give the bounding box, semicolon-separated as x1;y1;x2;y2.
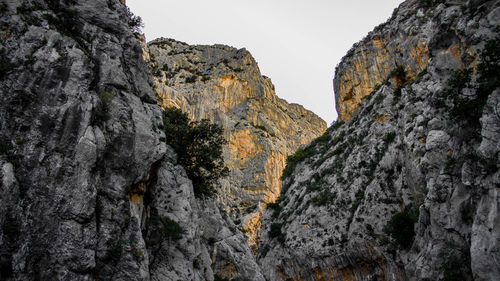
144;38;326;246
260;0;500;280
333;0;485;121
0;1;265;280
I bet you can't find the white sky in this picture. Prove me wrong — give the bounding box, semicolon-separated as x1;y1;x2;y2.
127;0;403;124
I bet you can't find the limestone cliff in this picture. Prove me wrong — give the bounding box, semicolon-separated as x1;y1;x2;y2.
333;0;487;121
259;0;500;280
2;0;499;280
144;38;326;246
0;1;264;280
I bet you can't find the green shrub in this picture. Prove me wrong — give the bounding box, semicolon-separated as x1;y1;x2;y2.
149;215;184;247
125;6;143;33
132;249;143;259
0;138;12;154
42;8;80;39
281;145;315;179
434;66;482;125
328;120;344;131
306;180;321;192
16;2;34;14
0;3;7;14
433;38;500;127
390;65;406;83
392;87;402;105
1;215;20;242
161;107;228;197
419;0;444;8
267;201;283;218
104;241;123;262
374;94;384;104
439;246;473;281
384;132;396;144
478;37;500;99
383;207;419;250
312;191;334;206
0;48;13;79
330;142;347;156
185;75;197;83
92;91;115;125
330;131;345;147
269;223;285;243
159;216;183;239
351;189;365;212
310;131;331;147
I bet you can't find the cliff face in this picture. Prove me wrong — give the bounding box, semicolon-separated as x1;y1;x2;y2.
333;0;487;121
144;38;326;246
260;0;500;280
0;1;264;280
2;0;499;280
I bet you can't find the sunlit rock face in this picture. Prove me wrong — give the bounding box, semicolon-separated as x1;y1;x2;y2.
333;0;481;121
144;38;326;246
0;1;266;280
259;0;500;280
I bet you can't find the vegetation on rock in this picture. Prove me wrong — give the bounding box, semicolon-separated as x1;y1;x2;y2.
433;37;500;127
161;107;228;197
390;65;407;84
419;0;445;9
125;6;143;33
269;223;285;244
91;91;115;125
384;207;419;250
0;48;13;80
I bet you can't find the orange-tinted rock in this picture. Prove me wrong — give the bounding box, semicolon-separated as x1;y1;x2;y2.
144;38;326;247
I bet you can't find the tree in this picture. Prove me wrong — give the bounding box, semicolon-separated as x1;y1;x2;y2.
125;6;143;33
162;107;228;197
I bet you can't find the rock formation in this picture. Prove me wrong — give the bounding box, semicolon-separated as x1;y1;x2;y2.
0;1;264;280
1;0;499;280
333;0;489;121
144;38;326;246
259;0;500;280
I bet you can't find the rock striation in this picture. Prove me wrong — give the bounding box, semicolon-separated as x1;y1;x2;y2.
0;1;264;280
259;0;500;280
333;0;489;121
144;38;326;246
1;0;499;280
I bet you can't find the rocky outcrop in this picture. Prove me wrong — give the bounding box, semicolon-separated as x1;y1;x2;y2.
144;38;326;246
2;0;498;280
260;0;500;280
0;1;263;280
144;155;266;281
333;0;487;121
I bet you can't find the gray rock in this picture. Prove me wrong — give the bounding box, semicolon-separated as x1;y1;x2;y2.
259;0;500;280
0;1;264;280
425;130;450;151
144;37;327;249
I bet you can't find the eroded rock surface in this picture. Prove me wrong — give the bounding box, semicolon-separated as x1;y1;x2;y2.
333;0;488;121
0;1;263;280
260;0;500;280
144;38;326;246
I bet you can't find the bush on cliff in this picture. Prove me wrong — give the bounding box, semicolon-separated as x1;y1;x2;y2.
161;107;228;197
125;6;143;33
384;207;419;250
91;91;115;125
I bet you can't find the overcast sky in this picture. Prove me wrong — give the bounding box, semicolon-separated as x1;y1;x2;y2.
127;0;403;124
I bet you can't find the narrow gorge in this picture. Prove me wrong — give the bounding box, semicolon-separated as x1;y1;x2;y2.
0;0;498;281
